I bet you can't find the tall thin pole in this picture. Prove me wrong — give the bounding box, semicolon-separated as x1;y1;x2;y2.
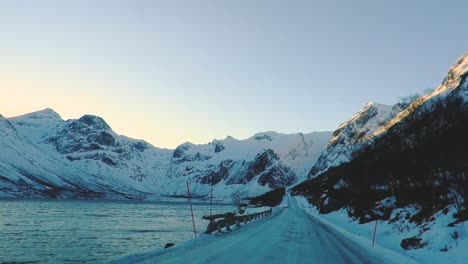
210;187;213;216
372;220;378;247
186;180;197;238
210;176;214;217
373;191;384;248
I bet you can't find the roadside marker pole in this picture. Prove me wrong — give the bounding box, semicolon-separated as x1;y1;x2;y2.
372;191;385;248
372;220;378;247
209;175;213;217
210;187;213;217
186;180;197;238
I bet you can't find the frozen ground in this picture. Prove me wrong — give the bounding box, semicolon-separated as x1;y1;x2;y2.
111;196;415;264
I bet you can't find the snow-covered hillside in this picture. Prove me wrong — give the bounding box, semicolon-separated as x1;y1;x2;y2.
293;53;468;257
0;114;110;198
164;131;331;198
9;109;173;198
309;54;468;179
370;53;468;140
1;110;332;199
308;102;397;177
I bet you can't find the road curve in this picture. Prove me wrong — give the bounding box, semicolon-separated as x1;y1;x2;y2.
113;196;412;264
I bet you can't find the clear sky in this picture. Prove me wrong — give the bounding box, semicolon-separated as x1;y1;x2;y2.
1;0;467;149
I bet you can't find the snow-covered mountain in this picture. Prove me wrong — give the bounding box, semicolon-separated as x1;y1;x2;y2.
0;113;115;198
308;102;402;177
1;110;332;199
293;53;468;253
164;131;331;198
368;53;468;140
9;109;173;197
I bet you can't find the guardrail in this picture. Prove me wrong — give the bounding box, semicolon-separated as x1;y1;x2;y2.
204;208;273;234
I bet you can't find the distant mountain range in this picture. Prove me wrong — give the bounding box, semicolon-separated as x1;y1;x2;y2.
0;108;331;200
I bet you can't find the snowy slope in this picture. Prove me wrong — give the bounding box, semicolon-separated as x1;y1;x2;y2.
293;53;468;260
164;131;331;198
296;196;467;264
370;53;468;139
308;102;401;177
0;114;111;198
3;110;332;199
9;110;173;197
309;54;468;178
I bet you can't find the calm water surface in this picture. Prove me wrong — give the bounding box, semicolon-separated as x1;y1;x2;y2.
0;198;235;264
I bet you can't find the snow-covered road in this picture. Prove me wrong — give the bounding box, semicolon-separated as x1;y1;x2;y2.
113;197;414;264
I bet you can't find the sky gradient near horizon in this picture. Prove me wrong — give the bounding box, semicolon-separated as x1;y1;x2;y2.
1;0;467;148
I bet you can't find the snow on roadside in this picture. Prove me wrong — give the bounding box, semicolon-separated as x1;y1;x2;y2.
109;234;211;264
408;206;468;263
295;196;468;264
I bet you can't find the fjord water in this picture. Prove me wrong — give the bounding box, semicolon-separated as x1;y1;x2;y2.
0;198;235;263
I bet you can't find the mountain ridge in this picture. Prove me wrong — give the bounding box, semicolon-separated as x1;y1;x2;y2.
2;110;332;200
292;53;468;254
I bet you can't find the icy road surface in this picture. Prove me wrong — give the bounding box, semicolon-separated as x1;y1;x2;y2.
113;196;414;264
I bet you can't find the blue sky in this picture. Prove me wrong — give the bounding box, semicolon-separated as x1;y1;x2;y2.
1;0;467;148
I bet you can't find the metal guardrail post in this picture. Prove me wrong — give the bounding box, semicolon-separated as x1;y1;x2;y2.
206;208;273;234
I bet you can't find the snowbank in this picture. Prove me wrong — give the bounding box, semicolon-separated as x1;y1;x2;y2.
296;196;468;264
